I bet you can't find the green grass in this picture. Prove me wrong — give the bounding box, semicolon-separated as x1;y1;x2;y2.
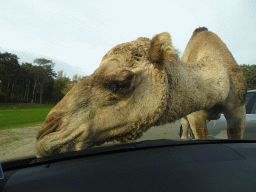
0;103;55;131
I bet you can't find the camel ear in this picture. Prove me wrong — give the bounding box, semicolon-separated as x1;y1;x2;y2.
148;32;176;67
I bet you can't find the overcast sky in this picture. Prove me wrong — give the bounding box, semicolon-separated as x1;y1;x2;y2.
1;0;255;78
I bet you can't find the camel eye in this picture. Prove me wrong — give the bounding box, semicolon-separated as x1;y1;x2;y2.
110;75;133;93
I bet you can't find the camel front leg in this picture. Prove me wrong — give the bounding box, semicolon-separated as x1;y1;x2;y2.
186;111;208;140
224;104;246;139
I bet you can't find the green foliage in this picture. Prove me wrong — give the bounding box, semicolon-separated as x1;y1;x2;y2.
33;58;57;79
21;62;33;69
0;52;20;82
62;82;73;96
0;51;87;104
240;64;256;90
62;74;87;95
53;77;71;102
30;58;57;103
0;52;58;103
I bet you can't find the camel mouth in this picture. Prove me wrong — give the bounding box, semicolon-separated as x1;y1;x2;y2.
37;125;87;157
73;124;146;152
58;140;90;154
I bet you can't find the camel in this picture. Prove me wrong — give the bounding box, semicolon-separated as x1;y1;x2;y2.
36;27;247;157
180;27;247;140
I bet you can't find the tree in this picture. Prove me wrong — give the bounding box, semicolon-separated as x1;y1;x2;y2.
52;77;70;102
240;64;256;90
0;52;20;102
20;63;34;102
0;52;20;81
31;58;57;103
62;74;86;95
0;53;60;103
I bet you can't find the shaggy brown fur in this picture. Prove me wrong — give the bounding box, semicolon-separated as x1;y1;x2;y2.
180;27;247;140
36;28;247;157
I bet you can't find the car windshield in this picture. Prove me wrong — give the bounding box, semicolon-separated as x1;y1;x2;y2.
0;1;255;164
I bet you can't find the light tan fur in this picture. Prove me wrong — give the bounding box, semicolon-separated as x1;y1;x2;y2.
180;27;247;140
36;27;247;157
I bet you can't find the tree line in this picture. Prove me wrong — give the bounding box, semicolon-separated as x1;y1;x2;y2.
0;51;86;104
240;64;256;90
0;51;255;104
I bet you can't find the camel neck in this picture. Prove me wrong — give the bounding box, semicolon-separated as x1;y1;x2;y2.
165;59;229;121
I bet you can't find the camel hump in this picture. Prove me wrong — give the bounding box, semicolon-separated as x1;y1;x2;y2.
192;27;208;37
194;27;208;33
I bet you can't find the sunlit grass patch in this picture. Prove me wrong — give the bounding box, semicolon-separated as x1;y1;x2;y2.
0;103;55;130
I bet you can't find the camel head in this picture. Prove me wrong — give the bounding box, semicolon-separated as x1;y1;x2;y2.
36;32;179;157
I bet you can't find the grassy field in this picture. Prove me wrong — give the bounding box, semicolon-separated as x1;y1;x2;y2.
0;103;55;131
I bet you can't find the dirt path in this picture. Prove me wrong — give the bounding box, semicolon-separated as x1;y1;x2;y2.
0;122;180;162
0;125;42;162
